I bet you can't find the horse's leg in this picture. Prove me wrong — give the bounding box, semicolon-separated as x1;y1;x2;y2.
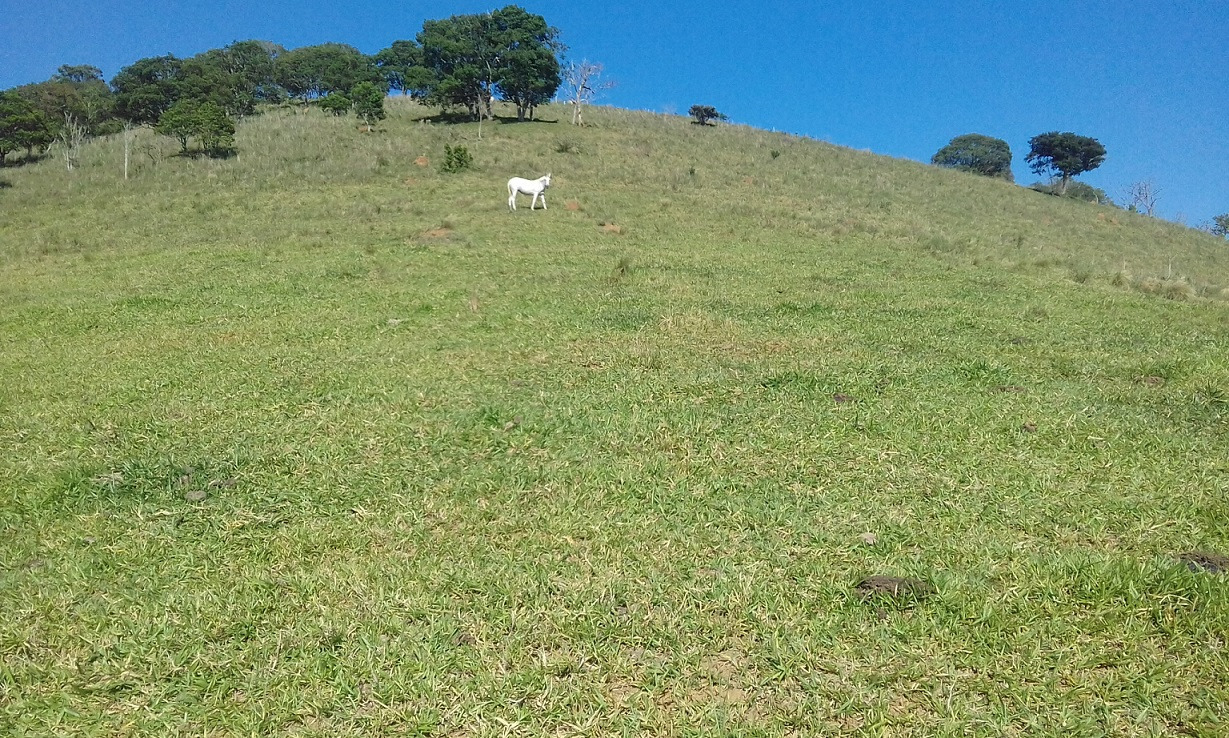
508;189;516;210
540;192;546;210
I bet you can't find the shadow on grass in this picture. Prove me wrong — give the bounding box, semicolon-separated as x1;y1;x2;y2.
174;148;238;161
410;110;560;125
0;179;12;189
0;153;50;169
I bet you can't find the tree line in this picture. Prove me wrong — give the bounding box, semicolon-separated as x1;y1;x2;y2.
0;4;561;163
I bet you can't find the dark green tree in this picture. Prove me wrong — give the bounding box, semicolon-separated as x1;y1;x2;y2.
111;55;183;125
0;92;54;165
417;6;560;121
1026;132;1106;195
14;75;116;136
490;5;561;121
351;82;386;131
274;44;381;102
1210;214;1229;238
54;64;104;84
689;105;725;125
375;40;433;97
418;13;493;118
931;133;1013;180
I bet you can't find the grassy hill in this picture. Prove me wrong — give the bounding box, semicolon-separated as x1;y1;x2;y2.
2;100;1228;736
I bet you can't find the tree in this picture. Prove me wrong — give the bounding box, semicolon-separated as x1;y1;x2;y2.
0;92;54;165
155;98;234;156
490;5;562;121
1125;180;1161;216
17;68;116;136
318;93;351;116
195;101;235;156
351;82;385;131
375;40;433;97
155;98;200;152
1210;214;1229;238
689;105;725;125
1025;131;1106;195
54;65;104;84
60;112;87;170
418;13;498;118
111;55;183;125
561;59;614;126
931;133;1013;180
274;44;381;102
416;6;561;121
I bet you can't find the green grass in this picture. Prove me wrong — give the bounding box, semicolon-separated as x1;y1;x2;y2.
2;100;1229;736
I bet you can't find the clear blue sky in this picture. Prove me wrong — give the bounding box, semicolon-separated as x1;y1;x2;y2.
3;1;1226;224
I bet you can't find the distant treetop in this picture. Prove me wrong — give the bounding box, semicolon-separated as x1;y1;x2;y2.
931;133;1013;181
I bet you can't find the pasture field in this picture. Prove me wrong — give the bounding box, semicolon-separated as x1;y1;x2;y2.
2;100;1228;736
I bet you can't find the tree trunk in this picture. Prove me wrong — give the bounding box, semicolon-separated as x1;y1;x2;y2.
1058;174;1071;195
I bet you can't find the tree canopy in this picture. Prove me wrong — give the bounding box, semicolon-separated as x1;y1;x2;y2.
932;133;1013;181
1026;132;1106;194
111;55;184;125
415;5;561;120
274;44;382;102
0;92;54;165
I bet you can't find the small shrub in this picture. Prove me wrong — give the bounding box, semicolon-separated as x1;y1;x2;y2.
554;138;581;154
440;144;473;173
770;149;781;159
319;94;351;116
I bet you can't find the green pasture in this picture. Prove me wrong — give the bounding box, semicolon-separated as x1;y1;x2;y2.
2;101;1227;736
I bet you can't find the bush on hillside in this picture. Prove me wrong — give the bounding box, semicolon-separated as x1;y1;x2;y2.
689;105;726;126
318;93;351;116
351;82;386;131
1210;214;1229;238
1030;181;1115;206
440;144;473;173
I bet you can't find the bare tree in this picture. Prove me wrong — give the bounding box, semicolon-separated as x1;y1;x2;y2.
1125;179;1162;216
561;59;615;126
60;113;87;171
123;122;136;180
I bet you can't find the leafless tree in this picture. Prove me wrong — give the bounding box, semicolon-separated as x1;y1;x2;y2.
1125;179;1161;216
60;113;87;171
561;59;615;126
123;122;136;180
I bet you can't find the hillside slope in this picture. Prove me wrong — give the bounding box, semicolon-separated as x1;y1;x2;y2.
2;102;1228;736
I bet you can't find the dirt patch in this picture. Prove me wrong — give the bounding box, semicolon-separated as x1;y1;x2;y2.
600;223;624;235
1134;375;1164;386
403;177;418;186
1021;422;1038;433
1177;551;1229;574
833;393;856;404
742;176;755;185
855;575;934;605
564;200;582;211
414;155;429;167
422;227;453;239
993;385;1027;394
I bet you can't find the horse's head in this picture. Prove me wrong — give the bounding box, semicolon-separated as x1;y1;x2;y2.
543;173;552;188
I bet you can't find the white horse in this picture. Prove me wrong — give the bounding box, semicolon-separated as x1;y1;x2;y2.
507;173;551;211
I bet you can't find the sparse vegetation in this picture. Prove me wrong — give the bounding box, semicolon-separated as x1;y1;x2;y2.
1;100;1228;736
